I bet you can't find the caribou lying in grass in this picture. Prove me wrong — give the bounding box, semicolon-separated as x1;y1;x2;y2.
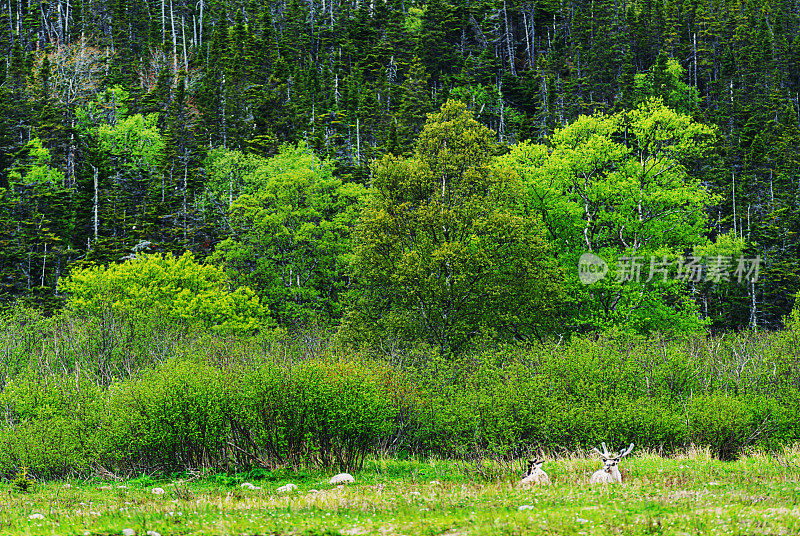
589;443;634;484
519;458;550;487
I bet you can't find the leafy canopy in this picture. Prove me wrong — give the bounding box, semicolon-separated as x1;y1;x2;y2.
500;98;717;334
209;142;366;326
347;100;565;353
62;252;271;334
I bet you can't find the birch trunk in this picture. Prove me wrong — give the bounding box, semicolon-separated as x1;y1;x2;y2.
181;16;188;70
92;164;99;247
170;0;177;72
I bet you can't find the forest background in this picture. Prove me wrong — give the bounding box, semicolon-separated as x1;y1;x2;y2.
0;0;799;475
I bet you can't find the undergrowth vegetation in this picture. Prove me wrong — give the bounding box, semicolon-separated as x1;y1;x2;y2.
0;305;798;479
5;449;800;536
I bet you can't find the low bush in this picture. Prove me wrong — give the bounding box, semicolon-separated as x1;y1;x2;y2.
104;358;230;471
231;357;401;471
0;309;796;475
687;393;756;460
0;370;103;477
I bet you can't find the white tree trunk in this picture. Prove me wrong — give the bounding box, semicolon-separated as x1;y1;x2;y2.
170;0;177;72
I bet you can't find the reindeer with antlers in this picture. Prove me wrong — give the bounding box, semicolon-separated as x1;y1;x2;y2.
519;458;551;487
589;443;634;484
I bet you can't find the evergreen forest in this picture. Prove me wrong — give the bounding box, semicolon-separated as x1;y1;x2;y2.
1;0;800;339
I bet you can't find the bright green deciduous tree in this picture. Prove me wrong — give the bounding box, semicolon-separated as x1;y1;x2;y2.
634;56;700;115
209;142;366;326
347;100;565;354
97;113;164;178
500;98;716;334
62;252;271;334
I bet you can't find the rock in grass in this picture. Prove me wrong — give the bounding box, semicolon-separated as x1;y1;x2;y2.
277;483;298;493
151;487;166;495
329;473;355;485
28;513;45;520
122;529;136;536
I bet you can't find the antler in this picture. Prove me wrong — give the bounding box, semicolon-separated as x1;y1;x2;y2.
619;443;635;458
593;443;612;457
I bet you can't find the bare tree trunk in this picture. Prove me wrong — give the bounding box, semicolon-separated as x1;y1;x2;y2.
523;11;531;68
68;123;75;187
65;0;70;41
183;164;188;242
170;0;177;72
91;164;99;247
503;0;516;75
198;0;204;49
732;172;737;239
41;243;47;287
222;74;227;148
181;15;188;70
693;32;698;88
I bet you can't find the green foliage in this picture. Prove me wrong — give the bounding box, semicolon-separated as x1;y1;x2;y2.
105;359;229;470
208;142;366;325
687;394;755;461
62;252;272;335
0;370;103;476
348;100;566;353
232;358;404;471
8;138;65;186
0;302;797;475
11;466;34;493
500;99;716;335
97;113;165;175
788;295;800;330
634;55;700;114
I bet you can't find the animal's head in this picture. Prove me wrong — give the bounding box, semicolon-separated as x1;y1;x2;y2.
593;443;635;472
600;455;620;473
526;458;544;475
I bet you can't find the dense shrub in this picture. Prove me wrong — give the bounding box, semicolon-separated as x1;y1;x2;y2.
231;358;402;471
0;371;103;476
105;359;230;470
0;307;797;475
687;394;756;461
410;352;690;455
62;252;272;335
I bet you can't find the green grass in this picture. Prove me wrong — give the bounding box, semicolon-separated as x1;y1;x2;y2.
3;447;799;536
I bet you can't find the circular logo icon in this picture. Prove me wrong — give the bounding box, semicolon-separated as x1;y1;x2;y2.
578;252;608;284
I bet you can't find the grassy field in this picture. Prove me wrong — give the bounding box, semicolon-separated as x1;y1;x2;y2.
3;447;799;536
